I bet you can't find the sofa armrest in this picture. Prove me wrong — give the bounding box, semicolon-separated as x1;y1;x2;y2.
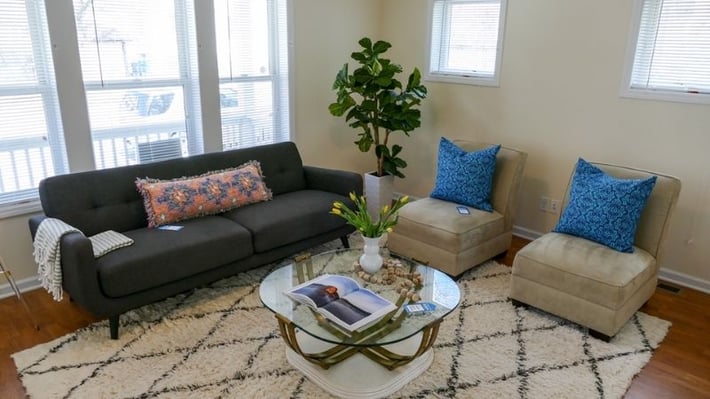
303;166;363;197
28;214;47;240
30;215;105;314
58;232;108;315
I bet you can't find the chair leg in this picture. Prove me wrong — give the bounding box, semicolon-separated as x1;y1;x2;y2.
109;315;120;339
340;235;350;249
589;328;612;342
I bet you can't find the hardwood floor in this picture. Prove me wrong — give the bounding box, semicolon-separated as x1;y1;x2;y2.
1;236;709;398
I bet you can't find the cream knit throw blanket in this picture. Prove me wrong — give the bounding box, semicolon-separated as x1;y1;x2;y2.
33;218;82;301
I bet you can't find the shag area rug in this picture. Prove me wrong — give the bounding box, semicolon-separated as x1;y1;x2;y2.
13;241;670;399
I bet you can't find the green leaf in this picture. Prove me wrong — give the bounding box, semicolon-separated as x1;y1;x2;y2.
372;40;392;54
328;102;345;116
391;144;402;157
375;76;392;87
371;59;383;75
358;37;372;50
406;67;422;90
351;52;367;62
361;100;377;112
356;135;373;152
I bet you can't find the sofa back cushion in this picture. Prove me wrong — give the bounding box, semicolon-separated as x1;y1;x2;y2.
38;141;306;235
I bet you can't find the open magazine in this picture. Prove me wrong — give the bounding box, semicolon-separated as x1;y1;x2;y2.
285;274;397;332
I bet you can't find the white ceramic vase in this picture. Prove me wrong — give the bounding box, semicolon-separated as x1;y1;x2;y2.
359;235;384;274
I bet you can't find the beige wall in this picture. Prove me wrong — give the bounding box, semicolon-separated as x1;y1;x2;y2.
2;0;708;291
372;0;710;283
292;0;381;172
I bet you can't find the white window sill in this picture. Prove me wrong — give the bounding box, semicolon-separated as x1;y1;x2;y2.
620;87;710;106
0;200;43;220
425;73;500;87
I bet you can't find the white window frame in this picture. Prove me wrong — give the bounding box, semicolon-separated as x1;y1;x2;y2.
0;0;68;215
427;0;508;87
621;0;710;105
75;0;203;169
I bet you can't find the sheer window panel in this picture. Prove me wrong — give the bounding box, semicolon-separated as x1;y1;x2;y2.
428;0;508;86
215;0;290;150
0;0;67;210
622;0;710;104
73;0;201;168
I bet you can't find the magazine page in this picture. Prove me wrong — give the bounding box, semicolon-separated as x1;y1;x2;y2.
284;274;396;331
286;275;361;308
320;289;397;331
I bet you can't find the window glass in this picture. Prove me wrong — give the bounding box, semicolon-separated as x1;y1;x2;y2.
429;0;507;86
0;0;67;207
623;0;710;103
73;0;200;168
214;0;290;150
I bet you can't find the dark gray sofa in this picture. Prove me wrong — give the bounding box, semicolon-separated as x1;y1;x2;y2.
28;141;362;339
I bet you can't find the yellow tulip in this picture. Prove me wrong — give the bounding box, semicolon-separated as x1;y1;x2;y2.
331;208;341;215
349;192;357;202
400;195;409;203
333;201;343;209
382;204;390;213
387;227;393;233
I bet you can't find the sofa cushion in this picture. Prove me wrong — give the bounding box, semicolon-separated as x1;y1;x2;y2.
430;137;501;212
136;161;272;228
393;197;505;253
512;232;656;310
221;190;349;253
554;158;657;253
96;216;252;297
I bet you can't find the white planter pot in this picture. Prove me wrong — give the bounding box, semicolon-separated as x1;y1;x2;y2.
364;172;394;221
359;235;384;274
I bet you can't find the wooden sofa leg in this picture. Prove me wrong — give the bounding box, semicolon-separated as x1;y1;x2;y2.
589;329;612;342
109;315;120;340
340;235;350;249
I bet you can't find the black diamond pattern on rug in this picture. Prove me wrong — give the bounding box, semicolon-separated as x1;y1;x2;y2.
13;248;670;399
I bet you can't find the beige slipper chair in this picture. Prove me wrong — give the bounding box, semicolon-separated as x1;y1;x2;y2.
388;140;527;277
509;161;681;341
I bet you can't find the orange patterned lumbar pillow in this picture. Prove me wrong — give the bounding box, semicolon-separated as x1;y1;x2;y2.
136;161;272;228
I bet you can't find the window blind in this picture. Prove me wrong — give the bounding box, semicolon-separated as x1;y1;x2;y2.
430;0;505;83
0;0;67;206
214;0;290;150
630;0;710;94
73;0;202;168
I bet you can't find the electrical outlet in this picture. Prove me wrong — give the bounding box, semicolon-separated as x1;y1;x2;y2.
549;199;560;214
539;197;549;212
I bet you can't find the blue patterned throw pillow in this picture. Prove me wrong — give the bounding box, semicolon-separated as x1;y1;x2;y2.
430;138;501;212
553;158;657;253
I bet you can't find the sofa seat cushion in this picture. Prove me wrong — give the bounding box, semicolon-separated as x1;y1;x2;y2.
512;232;656;310
96;216;252;297
394;197;505;253
221;190;349;253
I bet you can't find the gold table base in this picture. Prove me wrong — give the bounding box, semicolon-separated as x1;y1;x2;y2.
276;313;441;370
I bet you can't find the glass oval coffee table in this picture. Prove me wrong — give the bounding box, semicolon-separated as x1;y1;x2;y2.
259;248;461;398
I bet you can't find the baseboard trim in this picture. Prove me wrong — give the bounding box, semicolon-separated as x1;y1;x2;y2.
0;275;41;300
658;268;710;295
512;225;543;241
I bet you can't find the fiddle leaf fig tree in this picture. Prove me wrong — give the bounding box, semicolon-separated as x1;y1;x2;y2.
329;37;427;178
